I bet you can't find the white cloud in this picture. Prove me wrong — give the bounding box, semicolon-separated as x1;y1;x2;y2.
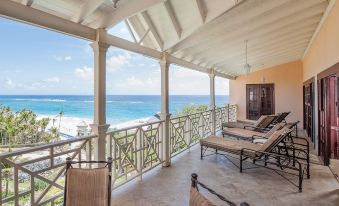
5;78;14;87
107;52;131;72
54;56;72;61
74;66;93;80
113;75;160;94
44;77;60;83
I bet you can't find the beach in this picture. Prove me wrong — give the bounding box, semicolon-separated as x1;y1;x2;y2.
0;95;229;138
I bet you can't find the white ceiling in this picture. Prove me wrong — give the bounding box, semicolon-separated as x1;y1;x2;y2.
7;0;330;77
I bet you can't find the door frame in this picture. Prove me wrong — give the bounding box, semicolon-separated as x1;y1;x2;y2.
317;62;339;165
246;83;275;120
303;77;315;143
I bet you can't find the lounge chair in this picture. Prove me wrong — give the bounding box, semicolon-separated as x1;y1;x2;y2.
222;122;284;141
221;115;268;129
63;157;112;206
200;128;305;192
190;173;249;206
222;112;290;130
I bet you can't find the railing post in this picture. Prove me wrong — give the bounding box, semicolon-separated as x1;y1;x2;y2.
160;52;171;167
209;69;216;135
136;128;143;181
90;29;110;161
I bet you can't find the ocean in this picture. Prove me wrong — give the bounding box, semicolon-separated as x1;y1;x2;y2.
0;95;229;124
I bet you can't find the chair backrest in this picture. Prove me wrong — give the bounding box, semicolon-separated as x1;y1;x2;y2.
253;115;267;127
285;121;300;130
259;127;291;153
264;123;285;138
190;173;249;206
255;115;277;131
64;158;112;206
274;112;291;124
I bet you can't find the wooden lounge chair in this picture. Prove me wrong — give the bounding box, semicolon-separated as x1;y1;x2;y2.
222;122;284;141
63;157;112;206
190;173;249;206
221;115;268;129
200;128;305;192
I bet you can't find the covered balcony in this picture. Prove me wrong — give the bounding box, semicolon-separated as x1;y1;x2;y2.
1;0;339;205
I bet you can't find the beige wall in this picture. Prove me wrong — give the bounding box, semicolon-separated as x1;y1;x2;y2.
229;60;303;124
303;1;339;80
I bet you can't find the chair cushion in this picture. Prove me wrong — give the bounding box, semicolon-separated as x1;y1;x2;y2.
66;167;109;206
200;136;261;157
223;127;265;139
190;188;216;206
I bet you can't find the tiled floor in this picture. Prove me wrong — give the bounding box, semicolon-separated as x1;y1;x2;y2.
330;159;339;183
111;144;339;206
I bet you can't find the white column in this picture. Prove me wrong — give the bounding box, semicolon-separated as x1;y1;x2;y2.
209;69;216;135
160;53;171;167
90;32;110;161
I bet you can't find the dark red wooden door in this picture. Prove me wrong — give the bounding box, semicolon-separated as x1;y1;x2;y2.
318;79;327;164
246;84;275;120
303;83;314;142
328;76;339;159
318;76;339;165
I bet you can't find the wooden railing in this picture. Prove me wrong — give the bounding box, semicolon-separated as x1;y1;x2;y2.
169;104;236;156
106;120;164;189
0;135;98;206
0;104;237;205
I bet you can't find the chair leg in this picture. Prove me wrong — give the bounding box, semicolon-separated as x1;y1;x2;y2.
307;151;310;179
298;162;303;193
240;155;243;173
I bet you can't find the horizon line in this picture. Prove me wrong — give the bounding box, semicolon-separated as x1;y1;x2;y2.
0;94;229;96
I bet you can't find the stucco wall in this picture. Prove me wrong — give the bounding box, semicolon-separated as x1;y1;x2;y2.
229;60;303;124
300;0;339;152
303;1;339;80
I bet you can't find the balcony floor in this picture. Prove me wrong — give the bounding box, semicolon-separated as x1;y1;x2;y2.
111;144;339;206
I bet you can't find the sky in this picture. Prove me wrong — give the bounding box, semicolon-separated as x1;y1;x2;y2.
0;17;229;95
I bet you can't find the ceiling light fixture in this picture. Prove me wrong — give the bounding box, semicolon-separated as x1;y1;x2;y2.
112;0;120;9
244;40;251;75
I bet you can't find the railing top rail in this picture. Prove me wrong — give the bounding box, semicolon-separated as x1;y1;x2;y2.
107;120;165;134
170;105;233;120
0;134;97;159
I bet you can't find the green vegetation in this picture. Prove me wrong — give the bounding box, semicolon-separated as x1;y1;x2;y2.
0;106;60;146
175;104;208;116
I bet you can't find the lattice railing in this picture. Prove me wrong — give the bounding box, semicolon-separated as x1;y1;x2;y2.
170;105;237;156
0;105;237;205
215;104;237;132
169;110;213;156
0;135;98;206
106;120;164;189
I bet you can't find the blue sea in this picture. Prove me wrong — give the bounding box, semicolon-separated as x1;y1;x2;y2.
0;95;229;124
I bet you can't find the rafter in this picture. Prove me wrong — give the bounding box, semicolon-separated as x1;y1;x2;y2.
124;19;137;43
141;11;164;50
0;0;96;41
138;28;151;44
21;0;34;6
72;0;106;23
92;0;164;29
0;0;235;79
194;0;207;23
166;0;292;53
163;1;182;38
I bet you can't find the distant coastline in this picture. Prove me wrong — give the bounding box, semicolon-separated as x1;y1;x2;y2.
0;95;229;137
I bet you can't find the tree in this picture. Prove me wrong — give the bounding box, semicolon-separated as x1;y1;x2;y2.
175;104;208;117
58;111;64;130
0;106;60;145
